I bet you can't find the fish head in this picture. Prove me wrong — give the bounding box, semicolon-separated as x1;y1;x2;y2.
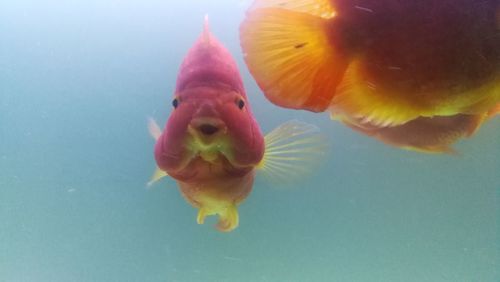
157;17;264;173
171;84;263;165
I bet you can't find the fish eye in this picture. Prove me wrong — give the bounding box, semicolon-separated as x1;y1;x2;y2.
237;99;245;110
172;98;179;109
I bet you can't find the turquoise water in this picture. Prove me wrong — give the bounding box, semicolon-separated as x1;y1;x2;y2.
1;1;498;281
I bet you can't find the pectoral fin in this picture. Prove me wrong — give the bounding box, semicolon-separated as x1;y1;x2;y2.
146;117;168;187
147;117;162;140
240;5;347;112
147;167;168;187
258;120;329;185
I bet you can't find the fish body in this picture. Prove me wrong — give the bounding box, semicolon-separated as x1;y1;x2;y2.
240;0;499;152
150;17;327;231
329;0;500;125
152;18;264;232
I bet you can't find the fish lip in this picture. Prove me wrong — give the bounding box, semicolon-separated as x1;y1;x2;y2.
188;117;227;141
190;117;225;129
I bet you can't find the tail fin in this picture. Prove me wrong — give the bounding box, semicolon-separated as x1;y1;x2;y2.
258;120;329;186
197;205;239;232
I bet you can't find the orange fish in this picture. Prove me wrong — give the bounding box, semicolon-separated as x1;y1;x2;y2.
148;17;327;232
339;103;500;153
343;113;485;154
240;0;500;152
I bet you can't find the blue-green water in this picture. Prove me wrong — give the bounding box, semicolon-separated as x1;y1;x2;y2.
1;1;498;281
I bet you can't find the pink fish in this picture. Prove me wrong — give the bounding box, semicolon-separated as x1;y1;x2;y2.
148;17;326;232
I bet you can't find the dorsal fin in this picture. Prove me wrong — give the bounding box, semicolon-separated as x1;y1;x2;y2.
175;14;246;94
203;14;210;44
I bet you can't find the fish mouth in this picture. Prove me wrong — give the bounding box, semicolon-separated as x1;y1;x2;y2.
189;117;227;140
188;117;229;163
198;124;219;135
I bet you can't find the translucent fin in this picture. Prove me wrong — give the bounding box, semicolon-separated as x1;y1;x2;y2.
146;117;168;187
464;113;487;137
240;7;349;112
342;114;485;154
258;120;329;185
196;205;239;232
216;205;239;232
196;207;211;225
147;167;168;187
147;117;162;140
331;60;500;127
203;14;210;44
249;0;336;18
488;103;500;118
405;145;458;155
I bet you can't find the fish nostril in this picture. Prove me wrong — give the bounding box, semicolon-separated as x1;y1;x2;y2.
198;124;219;136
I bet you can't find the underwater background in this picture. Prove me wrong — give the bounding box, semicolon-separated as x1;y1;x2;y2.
0;1;498;281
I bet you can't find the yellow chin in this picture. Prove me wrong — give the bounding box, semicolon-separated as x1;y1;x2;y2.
186;125;233;164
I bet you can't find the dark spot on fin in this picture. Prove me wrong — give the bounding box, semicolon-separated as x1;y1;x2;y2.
294;42;307;49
